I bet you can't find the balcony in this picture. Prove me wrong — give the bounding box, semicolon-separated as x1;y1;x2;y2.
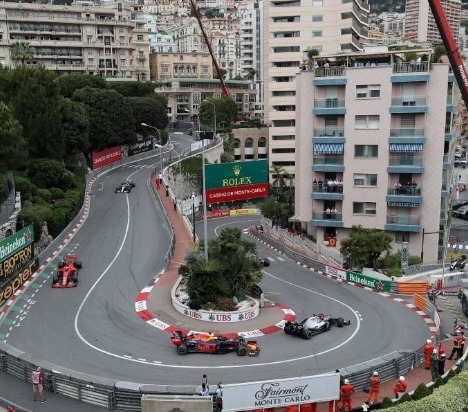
313;67;347;86
312;183;344;200
390;96;428;113
311;211;344;228
386;187;422;206
387;156;424;174
389;128;426;144
385;214;421;232
313;128;345;144
391;62;429;83
312;155;345;173
313;98;346;115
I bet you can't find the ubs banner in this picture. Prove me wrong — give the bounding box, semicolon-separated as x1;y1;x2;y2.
205;160;269;205
0;225;36;307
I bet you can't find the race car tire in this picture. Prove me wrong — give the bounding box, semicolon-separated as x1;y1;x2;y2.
337;317;344;327
284;323;294;334
237;347;248;356
75;261;82;269
52;275;59;284
302;330;313;340
177;345;188;355
58;261;65;268
71;276;78;283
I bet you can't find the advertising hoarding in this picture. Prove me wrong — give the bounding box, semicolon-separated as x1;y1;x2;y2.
222;374;340;411
125;139;153;157
92;146;122;169
205;160;269;204
0;260;37;307
346;271;391;292
0;243;34;282
0;225;34;263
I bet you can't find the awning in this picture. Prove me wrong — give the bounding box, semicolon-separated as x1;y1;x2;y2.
288;215;302;222
313;143;344;154
387;202;421;207
389;143;423;153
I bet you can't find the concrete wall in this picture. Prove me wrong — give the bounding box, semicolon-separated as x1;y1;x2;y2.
141;395;213;412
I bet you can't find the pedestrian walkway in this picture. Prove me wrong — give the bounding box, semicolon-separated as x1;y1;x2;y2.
148;177;467;411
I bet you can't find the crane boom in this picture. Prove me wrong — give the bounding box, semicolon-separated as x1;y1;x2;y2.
189;0;229;96
428;0;468;108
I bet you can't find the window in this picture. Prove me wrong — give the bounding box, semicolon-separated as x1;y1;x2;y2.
312;30;323;37
273;46;300;53
312;15;323;21
272;135;295;140
395;232;410;243
137;35;143;41
313;0;323;6
356;85;380;99
353;202;376;215
273;16;300;22
353;174;377;186
273;91;296;97
355;115;379;129
355;145;378;158
272;148;295;153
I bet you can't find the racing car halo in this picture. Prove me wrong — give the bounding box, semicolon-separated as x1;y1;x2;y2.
284;313;351;339
170;331;260;356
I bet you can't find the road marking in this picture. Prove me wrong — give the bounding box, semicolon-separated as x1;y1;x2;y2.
277;257;285;261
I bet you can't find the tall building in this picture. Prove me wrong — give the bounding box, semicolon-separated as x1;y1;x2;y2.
263;0;370;179
0;0;150;80
404;0;461;44
294;48;456;262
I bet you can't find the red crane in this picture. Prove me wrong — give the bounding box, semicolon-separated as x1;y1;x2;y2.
189;0;229;96
428;0;468;108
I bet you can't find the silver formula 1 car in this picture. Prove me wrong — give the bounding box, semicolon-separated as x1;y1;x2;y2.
284;313;351;339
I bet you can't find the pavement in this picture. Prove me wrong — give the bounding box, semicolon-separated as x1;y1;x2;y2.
0;175;466;412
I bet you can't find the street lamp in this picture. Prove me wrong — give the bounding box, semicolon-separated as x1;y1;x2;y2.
192;193;196;243
141;123;162;171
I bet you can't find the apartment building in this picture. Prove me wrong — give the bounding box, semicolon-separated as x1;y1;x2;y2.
263;0;370;179
0;1;150;80
294;49;456;262
404;0;461;45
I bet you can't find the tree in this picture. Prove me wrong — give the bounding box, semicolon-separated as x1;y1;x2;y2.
108;81;157;97
340;225;393;270
72;87;135;152
199;96;238;128
245;68;256;81
127;96;168;136
270;164;287;194
306;49;320;69
10;41;34;66
26;158;77;190
8;66;63;159
58;97;90;155
0;102;27;172
56;74;107;98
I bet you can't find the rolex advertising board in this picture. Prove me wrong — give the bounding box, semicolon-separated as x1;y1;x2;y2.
205;160;269;204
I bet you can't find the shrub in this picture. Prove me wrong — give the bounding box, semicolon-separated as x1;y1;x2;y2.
48;208;66;237
215;297;237;311
36;188;52;203
17;204;53;241
398;393;412;404
380;397;394;409
14;175;37;203
49;187;65;202
412;383;430;400
0;174;8;203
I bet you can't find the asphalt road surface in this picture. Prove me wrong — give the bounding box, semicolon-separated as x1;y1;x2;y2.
0;150;432;408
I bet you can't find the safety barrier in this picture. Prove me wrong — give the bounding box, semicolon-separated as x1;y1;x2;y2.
397;281;429;294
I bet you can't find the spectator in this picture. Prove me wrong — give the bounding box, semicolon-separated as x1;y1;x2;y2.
430;349;439;382
423;339;434;369
199;383;209;396
173;198;177;211
393;376;407;399
459;331;466;359
202;374;209;390
215;383;223;411
331;207;337;220
325;208;331;219
366;371;380;404
340;379;355;411
31;367;46;403
448;330;464;360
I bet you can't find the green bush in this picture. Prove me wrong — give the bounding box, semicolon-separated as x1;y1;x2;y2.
26;158;77;190
412;383;430;400
36;188;52;203
48;208;66;237
214;297;237;311
17;204;53;241
380;397;394;408
398;393;412;403
14;175;37;203
49;187;65;202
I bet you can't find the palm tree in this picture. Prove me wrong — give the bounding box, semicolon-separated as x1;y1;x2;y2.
306;48;320;70
270;164;287;196
10;41;35;66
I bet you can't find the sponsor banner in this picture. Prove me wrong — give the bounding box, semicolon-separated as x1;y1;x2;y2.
0;225;34;263
0;260;37;307
222;374;340;411
205;209;230;219
206;183;269;205
229;208;258;217
0;243;34;280
205;160;269;190
92;146;122;169
346;271;391;292
125;138;153;157
325;265;346;280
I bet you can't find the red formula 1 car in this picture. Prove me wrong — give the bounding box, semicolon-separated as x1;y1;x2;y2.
170;331;260;356
52;254;82;288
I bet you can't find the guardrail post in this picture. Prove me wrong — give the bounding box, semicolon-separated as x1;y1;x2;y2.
108;389;116;410
394;358;400;379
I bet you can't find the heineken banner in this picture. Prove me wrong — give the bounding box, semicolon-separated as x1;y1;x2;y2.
205;160;269;204
346;271;391;292
0;225;34;263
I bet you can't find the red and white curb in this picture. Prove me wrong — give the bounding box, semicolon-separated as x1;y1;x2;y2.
0;178;96;319
135;272;296;338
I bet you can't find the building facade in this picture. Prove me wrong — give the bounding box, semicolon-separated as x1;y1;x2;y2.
294;49;456;262
263;0;370;179
404;0;461;44
0;0;150;80
232;127;269;161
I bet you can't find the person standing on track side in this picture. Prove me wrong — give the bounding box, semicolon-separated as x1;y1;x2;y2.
340;379;355;412
423;339;434;369
366;371;380;404
448;330;464;360
32;367;46;403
